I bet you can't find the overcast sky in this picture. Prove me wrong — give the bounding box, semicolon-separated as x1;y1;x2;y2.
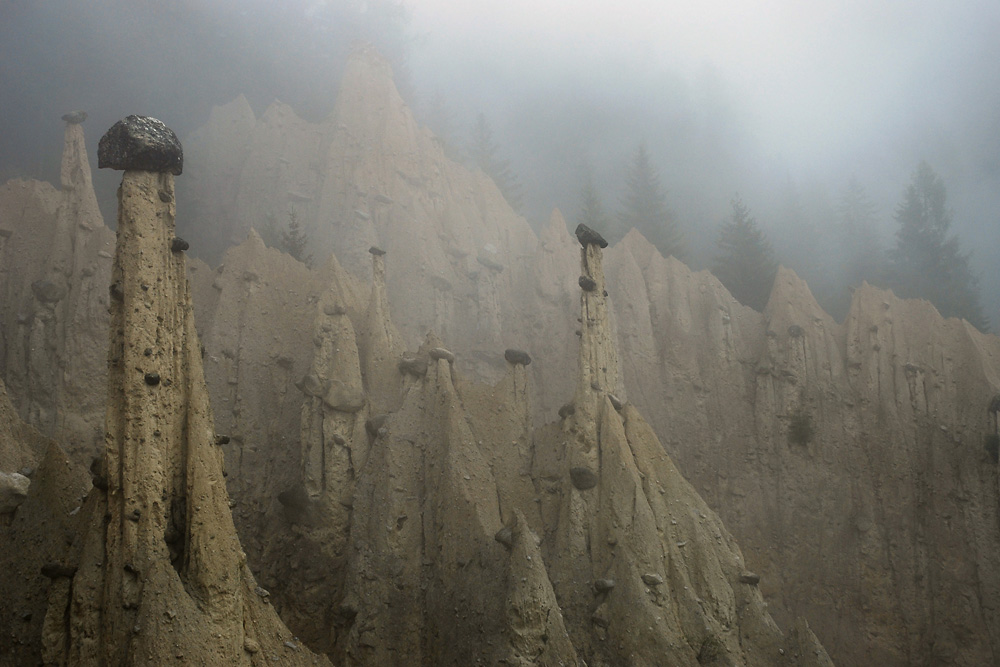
406;0;1000;321
1;0;998;322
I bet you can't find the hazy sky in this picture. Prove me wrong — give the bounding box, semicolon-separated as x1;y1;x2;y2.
410;0;998;169
407;0;1000;321
1;0;998;322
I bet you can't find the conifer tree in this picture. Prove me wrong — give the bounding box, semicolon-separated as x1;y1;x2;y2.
890;161;986;330
281;210;313;268
619;143;684;259
712;194;778;311
468;113;523;213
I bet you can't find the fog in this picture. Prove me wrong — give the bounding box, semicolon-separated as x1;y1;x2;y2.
2;0;998;324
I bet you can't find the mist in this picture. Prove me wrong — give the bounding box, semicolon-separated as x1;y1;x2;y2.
2;0;998;324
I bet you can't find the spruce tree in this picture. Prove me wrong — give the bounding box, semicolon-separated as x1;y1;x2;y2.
619;143;684;259
468;113;523;213
712;195;778;311
281;210;313;268
890;161;987;330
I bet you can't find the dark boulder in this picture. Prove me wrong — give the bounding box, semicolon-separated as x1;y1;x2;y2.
98;115;183;175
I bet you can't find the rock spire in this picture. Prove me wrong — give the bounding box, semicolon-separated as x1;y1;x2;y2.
42;118;328;665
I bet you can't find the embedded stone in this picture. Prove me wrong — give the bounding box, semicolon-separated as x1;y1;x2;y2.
144;372;161;386
574;223;608;248
739;572;761;585
98;115;183;175
570;466;598;490
608;394;624;411
171;237;189;252
788;324;804;338
476;252;504;272
366;414;389;437
31;279;67;304
295;373;327;398
494;526;514;550
641;573;664;586
369;245;386;256
399;356;428;377
558;403;576;419
40;563;77;579
429;347;455;363
579;275;597;292
0;472;30;513
594;578;616;594
504;349;532;366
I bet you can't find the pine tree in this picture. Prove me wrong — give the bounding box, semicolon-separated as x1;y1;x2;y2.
468;113;523;213
619;143;684;259
281;210;313;268
576;166;610;238
890;161;987;330
712;195;778;311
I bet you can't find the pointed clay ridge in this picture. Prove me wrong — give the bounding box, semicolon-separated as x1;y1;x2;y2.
43;132;328;664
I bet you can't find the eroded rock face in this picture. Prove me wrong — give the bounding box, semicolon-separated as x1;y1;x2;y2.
1;45;998;666
0;121;115;461
39;157;327;664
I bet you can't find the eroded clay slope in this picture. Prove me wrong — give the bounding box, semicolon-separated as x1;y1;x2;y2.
0;120;114;460
38;150;330;665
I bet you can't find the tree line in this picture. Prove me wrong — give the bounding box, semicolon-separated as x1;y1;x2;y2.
570;147;987;330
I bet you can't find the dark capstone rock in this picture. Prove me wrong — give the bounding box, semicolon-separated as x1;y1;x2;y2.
144;372;160;386
399;356;428;377
574;223;608;248
366;414;389;437
641;573;664;586
570;466;598;490
788;324;804;338
579;275;597;292
31;279;67;304
98;115;183;175
62;110;87;124
215;435;230;446
504;349;532;366
369;245;386;256
494;526;514;550
40;563;77;579
558;403;576;419
158;189;172;203
594;578;616;594
171;237;189;252
429;347;455;363
739;572;761;585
